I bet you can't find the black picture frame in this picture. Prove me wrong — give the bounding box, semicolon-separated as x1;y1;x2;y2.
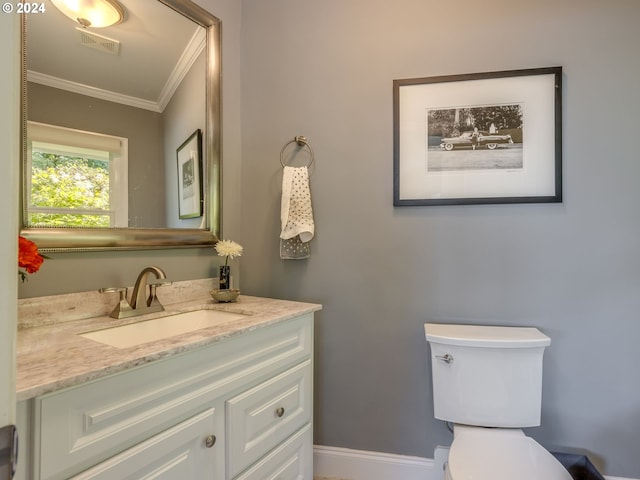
176;129;203;219
393;67;562;206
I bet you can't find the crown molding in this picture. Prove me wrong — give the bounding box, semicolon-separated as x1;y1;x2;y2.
27;27;205;113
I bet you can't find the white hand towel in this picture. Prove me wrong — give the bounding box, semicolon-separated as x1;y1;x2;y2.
280;166;314;259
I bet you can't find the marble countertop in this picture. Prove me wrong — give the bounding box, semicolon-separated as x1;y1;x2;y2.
17;281;321;401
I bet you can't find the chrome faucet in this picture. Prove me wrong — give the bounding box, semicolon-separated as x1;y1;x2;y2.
100;266;171;319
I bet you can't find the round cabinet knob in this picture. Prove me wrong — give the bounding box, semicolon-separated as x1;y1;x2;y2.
275;407;285;418
205;435;216;448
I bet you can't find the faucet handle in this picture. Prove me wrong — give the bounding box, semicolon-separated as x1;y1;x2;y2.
99;287;133;319
147;280;172;308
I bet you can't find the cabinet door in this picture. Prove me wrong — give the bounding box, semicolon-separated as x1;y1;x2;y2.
69;408;222;480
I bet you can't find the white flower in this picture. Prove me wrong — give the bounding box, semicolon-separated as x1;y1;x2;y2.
215;240;243;265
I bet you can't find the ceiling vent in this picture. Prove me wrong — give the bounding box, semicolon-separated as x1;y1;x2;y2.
76;27;121;55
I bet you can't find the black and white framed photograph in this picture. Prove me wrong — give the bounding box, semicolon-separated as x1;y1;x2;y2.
176;129;203;219
393;67;562;206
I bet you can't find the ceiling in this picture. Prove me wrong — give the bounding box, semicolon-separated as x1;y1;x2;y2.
26;0;204;112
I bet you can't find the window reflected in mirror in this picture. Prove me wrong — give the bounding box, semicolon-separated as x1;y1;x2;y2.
27;122;128;228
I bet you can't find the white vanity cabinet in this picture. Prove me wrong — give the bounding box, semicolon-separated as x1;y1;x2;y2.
18;313;314;480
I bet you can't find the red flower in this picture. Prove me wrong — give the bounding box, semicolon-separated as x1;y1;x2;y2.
19;236;44;275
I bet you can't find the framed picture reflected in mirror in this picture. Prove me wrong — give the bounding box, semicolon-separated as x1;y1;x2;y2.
177;129;203;219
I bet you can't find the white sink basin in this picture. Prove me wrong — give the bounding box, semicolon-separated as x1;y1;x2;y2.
79;309;248;348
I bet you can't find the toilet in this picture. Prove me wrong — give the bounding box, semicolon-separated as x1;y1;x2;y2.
424;323;573;480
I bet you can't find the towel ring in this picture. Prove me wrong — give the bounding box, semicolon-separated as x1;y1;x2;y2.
280;135;314;168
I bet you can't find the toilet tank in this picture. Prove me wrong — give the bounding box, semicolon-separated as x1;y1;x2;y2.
424;323;551;428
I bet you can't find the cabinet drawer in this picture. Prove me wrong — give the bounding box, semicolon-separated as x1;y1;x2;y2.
36;315;312;480
226;360;312;478
233;424;312;480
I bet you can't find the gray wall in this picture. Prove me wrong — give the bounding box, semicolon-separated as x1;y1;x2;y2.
239;0;640;477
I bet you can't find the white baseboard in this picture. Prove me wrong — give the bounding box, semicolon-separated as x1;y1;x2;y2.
313;445;436;480
313;445;638;480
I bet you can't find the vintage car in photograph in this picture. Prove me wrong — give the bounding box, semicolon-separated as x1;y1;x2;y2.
440;131;513;151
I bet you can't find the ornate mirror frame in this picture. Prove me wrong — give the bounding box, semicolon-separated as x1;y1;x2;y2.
19;0;221;252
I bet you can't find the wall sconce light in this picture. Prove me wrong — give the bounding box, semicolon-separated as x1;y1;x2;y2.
51;0;126;28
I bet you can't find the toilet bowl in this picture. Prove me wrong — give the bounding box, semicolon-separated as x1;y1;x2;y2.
445;425;572;480
424;323;573;480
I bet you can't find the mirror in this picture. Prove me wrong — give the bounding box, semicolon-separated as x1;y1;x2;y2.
20;0;221;251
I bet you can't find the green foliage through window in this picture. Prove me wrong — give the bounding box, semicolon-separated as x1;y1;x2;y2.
29;151;111;227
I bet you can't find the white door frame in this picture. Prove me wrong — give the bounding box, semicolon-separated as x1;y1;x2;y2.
0;11;20;480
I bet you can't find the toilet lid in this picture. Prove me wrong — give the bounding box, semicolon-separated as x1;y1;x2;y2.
448;428;573;480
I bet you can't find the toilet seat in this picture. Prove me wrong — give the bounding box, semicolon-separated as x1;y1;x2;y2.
447;425;573;480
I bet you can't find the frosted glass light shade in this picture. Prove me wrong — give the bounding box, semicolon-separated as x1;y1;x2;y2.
51;0;125;28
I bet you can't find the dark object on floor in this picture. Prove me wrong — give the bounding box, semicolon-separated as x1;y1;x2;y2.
551;452;605;480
